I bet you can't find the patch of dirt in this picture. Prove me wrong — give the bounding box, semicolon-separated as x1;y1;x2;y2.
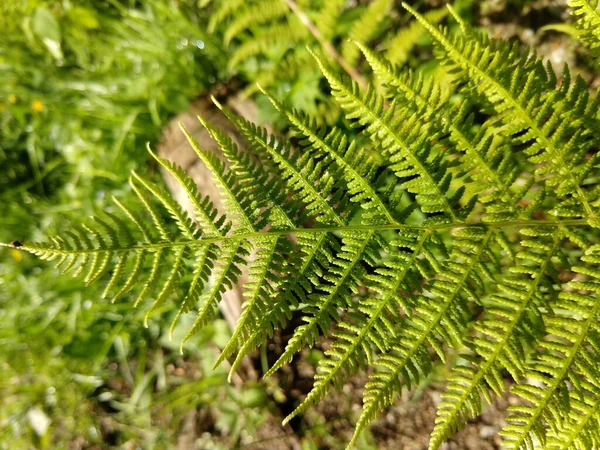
238;375;514;449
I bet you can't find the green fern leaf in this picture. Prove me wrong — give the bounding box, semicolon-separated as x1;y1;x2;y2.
430;227;563;449
341;0;392;66
312;49;471;222
568;0;600;59
502;242;600;449
349;227;496;448
384;7;448;66
405;3;600;227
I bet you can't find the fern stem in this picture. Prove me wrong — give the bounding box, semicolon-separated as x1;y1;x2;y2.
9;219;590;256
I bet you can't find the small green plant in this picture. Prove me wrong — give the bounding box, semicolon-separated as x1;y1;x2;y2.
5;3;600;449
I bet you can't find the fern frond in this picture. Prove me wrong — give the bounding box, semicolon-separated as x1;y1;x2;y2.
131;171;198;240
313;50;470;221
223;0;289;46
169;244;216;337
181;238;249;348
261;87;402;226
179;124;260;234
501;242;600;449
213;98;348;226
266;230;382;378
200;101;300;230
348;227;496;448
10;12;600;448
384;6;448;66
148;145;225;237
358;42;521;220
547;380;600;450
430;227;563;449
287;229;431;425
568;0;600;58
216;235;290;368
405;3;600;227
227;231;338;377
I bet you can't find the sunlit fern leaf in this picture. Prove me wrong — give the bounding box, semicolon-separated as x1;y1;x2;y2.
181;238;249;348
192;110;302;366
568;0;600;59
169;244;217;337
179;124;261;234
144;245;187;324
312;49;472;222
285;229;431;424
197;103;299;230
196;108;344;371
212;97;349;226
501;242;600;450
357;42;524;221
266;230;383;378
349;227;497;448
148;146;226;237
547;380;600;450
227;231;340;378
405;3;600;227
131;171;198;240
110;197;151;299
261;87;403;226
216;235;292;368
429;227;564;450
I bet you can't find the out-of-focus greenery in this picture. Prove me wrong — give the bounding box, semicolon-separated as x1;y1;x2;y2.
0;0;223;216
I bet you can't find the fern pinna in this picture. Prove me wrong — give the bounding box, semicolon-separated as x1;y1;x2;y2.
5;4;600;449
